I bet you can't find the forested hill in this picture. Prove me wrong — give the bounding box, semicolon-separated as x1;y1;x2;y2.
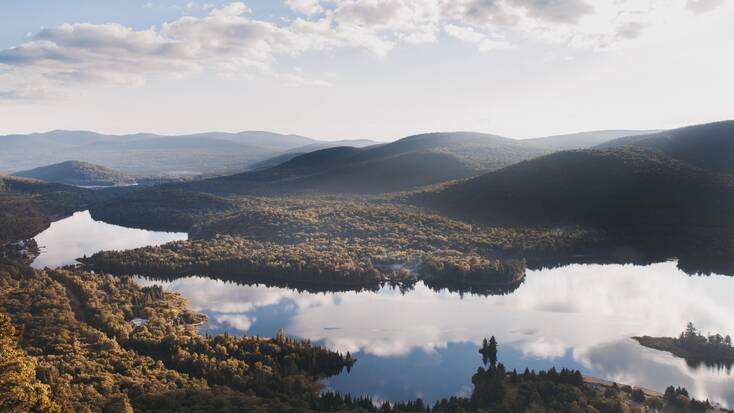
13;160;136;187
597;121;734;174
344;132;548;170
417;147;734;229
0;176;91;242
524;129;659;151
0;175;82;195
178;132;552;195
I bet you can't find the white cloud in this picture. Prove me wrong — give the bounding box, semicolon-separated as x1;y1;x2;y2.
286;0;324;15
513;0;594;24
615;21;646;39
147;260;734;407
686;0;725;13
479;36;511;51
280;71;332;87
444;24;484;43
0;0;722;100
444;24;510;51
215;314;255;331
207;1;250;16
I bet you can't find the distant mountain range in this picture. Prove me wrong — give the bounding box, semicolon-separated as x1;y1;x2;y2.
10;123;729;201
181;131;557;194
12;161;136;187
1;127;664;181
0;130;376;177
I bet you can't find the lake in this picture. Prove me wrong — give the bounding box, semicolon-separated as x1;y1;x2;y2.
34;211;734;407
31;210;187;269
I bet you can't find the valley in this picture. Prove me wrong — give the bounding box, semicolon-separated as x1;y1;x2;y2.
2;121;734;412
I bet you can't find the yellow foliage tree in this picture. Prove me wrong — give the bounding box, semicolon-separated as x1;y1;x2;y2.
0;312;60;413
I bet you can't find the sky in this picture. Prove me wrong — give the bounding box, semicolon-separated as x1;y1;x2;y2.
0;0;732;141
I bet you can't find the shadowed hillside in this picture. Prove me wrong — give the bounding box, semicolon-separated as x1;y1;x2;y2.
0;176;91;242
180;132;551;195
598;121;734;174
13;160;136;187
524;129;659;151
418;147;734;229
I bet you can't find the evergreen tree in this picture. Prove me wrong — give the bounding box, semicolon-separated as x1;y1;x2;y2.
488;336;498;368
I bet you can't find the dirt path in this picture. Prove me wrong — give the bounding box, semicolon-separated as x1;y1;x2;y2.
64;284;88;324
49;273;89;324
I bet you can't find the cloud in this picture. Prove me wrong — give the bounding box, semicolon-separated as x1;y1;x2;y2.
280;72;332;87
444;24;510;51
615;21;646;40
513;0;594;24
0;0;720;100
686;0;725;13
444;24;485;43
286;0;324;15
214;314;255;331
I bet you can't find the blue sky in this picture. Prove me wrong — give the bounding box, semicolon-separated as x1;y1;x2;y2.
1;0;732;140
0;1;291;48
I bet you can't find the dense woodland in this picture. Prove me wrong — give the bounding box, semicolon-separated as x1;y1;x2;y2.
3;122;734;411
419;147;734;229
598;121;734;175
81;234;527;294
0;175;92;242
3;257;719;412
635;323;734;368
85;196;605;292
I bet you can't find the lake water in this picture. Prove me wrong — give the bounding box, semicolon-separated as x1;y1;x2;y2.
31;210;187;269
35;212;734;407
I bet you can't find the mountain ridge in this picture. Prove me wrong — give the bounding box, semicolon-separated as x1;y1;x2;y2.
12;160;136;187
179;131;553;195
417;145;734;229
597;120;734;174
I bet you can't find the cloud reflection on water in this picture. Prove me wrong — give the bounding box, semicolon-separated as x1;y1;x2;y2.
137;261;734;406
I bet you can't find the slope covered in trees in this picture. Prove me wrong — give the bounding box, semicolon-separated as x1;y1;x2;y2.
0;176;92;243
13;160;136;187
3;256;713;412
419;147;734;229
178;132;552;195
635;323;734;367
523;129;658;151
597;121;734;175
0;311;59;413
0;259;361;412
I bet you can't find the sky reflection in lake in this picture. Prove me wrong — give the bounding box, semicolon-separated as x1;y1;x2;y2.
29;211;734;405
32;210;187;269
135;262;734;406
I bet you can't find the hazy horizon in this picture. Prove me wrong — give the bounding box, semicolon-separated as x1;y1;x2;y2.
0;124;689;143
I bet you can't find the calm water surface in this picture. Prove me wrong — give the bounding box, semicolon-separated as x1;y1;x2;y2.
36;212;734;406
31;210;187;268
